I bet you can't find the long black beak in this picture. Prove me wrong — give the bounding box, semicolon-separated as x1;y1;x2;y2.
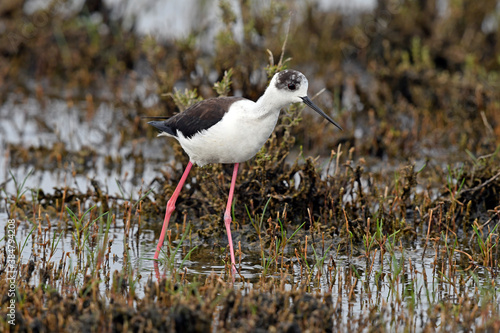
301;96;343;131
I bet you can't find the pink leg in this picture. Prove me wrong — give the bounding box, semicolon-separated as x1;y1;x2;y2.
154;161;193;260
224;163;239;275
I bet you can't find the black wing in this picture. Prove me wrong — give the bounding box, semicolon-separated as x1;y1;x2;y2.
149;97;245;139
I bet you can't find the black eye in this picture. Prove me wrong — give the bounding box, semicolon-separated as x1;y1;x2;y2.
288;83;296;90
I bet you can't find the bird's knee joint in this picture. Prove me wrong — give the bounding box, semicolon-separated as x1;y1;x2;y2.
166;200;176;213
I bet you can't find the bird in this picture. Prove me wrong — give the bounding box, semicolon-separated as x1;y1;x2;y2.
148;69;342;275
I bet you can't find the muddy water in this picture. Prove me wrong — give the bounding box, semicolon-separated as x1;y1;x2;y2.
1;81;499;331
1;204;496;331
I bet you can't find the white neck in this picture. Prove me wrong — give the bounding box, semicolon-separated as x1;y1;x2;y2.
254;86;290;118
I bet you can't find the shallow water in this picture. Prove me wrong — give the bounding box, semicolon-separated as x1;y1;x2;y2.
2;205;498;322
2;85;498;315
0;92;161;197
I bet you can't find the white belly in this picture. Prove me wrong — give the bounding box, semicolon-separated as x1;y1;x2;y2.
177;101;280;166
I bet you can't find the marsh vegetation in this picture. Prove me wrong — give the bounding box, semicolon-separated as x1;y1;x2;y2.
1;0;499;331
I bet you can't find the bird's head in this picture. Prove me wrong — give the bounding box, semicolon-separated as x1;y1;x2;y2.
270;69;342;130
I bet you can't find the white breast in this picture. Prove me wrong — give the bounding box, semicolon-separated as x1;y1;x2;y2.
176;100;280;166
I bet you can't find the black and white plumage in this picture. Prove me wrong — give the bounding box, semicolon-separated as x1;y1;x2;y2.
149;69;342;274
149;97;244;139
149;69;342;167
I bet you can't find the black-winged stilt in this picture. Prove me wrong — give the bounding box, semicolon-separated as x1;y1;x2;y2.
148;69;342;275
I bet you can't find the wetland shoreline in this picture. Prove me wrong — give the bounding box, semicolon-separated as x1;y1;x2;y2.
1;0;499;331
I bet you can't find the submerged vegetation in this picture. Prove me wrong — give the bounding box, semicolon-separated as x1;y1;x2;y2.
1;0;499;331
